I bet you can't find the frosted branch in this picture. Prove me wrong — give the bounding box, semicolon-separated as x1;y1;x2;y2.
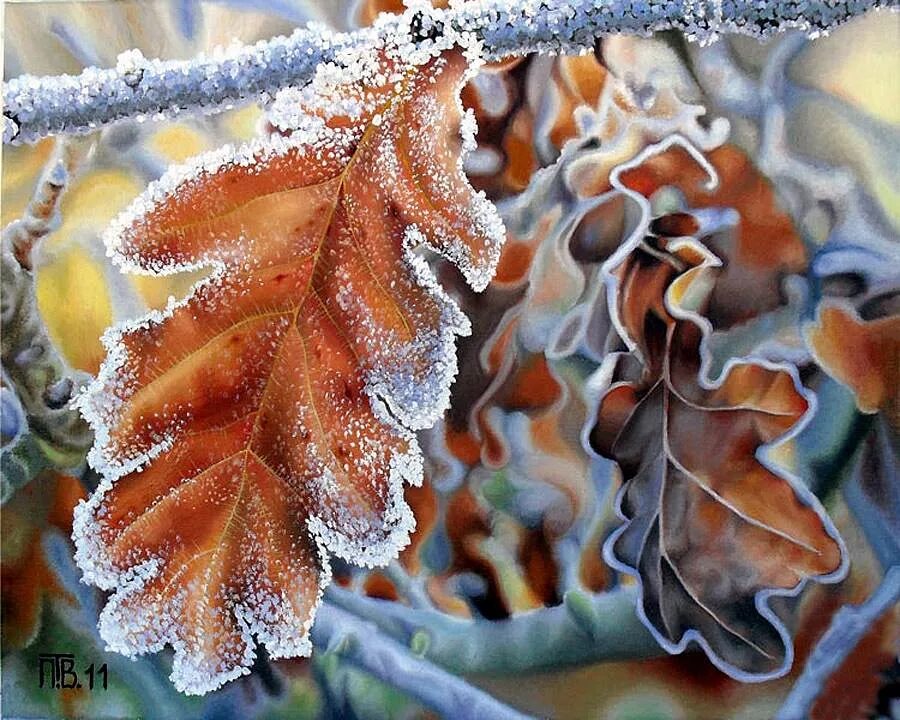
325;584;663;674
775;566;900;720
312;603;534;720
5;0;894;145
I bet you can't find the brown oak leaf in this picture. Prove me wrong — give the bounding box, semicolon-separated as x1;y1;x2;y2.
589;220;844;678
73;46;503;694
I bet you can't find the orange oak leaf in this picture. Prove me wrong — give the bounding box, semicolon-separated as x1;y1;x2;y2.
588;212;845;678
806;300;900;428
73;45;503;695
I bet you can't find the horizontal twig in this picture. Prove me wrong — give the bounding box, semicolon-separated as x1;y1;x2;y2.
325;584;663;675
4;0;894;145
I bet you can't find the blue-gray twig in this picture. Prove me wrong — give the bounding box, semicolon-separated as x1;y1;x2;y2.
4;0;894;145
312;602;535;720
325;583;663;675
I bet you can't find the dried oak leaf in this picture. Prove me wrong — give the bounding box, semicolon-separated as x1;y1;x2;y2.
806;299;900;429
589;226;845;679
73;48;503;695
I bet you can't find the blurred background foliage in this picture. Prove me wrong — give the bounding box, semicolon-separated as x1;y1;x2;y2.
2;1;898;719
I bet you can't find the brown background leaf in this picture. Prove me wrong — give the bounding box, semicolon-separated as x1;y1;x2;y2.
590;231;843;677
807;300;900;428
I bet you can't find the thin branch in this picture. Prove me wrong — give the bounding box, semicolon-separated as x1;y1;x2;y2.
775;565;900;720
312;602;535;720
1;140;94;485
384;560;434;609
5;0;894;145
325;584;663;675
842;417;900;571
3;139;77;269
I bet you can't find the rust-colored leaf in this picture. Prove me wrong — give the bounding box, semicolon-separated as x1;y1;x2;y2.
616;144;807;330
806;300;899;427
589;224;844;678
73;47;503;694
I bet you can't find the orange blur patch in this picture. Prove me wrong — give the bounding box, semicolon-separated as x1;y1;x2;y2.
499;354;563;412
363;572;400;602
808;301;899;424
1;473;84;651
494;239;535;284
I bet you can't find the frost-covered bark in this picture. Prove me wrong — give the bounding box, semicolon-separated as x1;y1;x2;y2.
312;603;534;720
4;0;894;144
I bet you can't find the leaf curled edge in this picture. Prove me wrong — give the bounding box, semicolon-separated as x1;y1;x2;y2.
72;45;504;695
